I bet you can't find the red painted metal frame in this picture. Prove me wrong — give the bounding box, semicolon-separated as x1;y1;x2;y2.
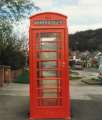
29;12;70;120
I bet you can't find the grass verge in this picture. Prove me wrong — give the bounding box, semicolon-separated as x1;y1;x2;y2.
14;70;29;84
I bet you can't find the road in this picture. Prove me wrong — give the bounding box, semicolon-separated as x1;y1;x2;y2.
0;79;102;120
70;80;102;120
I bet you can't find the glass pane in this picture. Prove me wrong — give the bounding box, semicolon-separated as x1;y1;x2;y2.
39;70;60;77
42;71;56;77
40;42;57;50
38;52;57;60
38;61;57;69
38;98;62;106
41;36;56;42
38;80;58;88
39;88;58;97
40;33;60;42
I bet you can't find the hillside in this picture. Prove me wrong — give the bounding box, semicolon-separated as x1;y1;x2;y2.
69;28;102;51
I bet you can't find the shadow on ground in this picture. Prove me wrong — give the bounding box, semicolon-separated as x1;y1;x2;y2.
0;95;102;120
0;95;29;120
71;99;102;120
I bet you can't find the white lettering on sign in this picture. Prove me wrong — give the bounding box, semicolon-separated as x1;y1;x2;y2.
33;20;64;25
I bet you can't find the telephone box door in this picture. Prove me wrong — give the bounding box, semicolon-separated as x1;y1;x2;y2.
30;29;70;118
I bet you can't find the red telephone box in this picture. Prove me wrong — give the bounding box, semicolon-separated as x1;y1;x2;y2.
29;12;70;120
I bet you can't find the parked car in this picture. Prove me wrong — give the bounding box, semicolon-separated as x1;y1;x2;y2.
73;61;83;70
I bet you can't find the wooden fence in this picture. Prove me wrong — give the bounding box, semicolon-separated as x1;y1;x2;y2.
0;65;11;87
0;65;25;87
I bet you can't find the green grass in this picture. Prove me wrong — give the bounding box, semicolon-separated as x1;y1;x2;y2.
70;76;82;80
91;78;97;80
91;77;102;81
70;71;79;75
70;70;81;80
14;70;29;84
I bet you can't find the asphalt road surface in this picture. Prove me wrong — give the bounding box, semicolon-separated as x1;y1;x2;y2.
0;82;102;120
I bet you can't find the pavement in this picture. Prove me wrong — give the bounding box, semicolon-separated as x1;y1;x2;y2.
0;84;29;120
70;80;102;120
0;81;102;120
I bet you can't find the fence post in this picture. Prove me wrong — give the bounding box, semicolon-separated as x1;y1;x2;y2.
0;65;4;87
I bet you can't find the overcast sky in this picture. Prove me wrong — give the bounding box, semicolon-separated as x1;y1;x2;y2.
33;0;102;33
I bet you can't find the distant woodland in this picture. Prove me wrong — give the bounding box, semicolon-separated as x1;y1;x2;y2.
69;28;102;51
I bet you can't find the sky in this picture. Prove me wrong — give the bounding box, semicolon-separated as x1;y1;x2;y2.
32;0;102;33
